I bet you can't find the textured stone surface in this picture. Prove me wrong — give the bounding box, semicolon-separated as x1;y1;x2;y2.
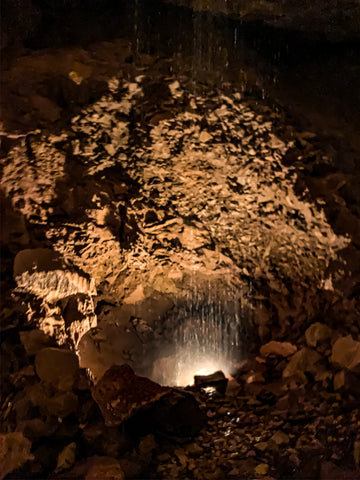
305;322;333;348
0;433;34;479
260;341;297;358
283;347;323;382
78;325;143;381
65;456;125;480
331;336;360;372
92;364;170;426
35;347;80;390
20;329;55;356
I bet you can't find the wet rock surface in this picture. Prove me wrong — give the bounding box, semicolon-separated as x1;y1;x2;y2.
1;30;360;480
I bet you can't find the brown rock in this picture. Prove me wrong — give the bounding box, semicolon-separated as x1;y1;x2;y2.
333;370;346;391
225;378;242;397
62;294;97;347
66;456;124;480
78;325;142;381
0;432;34;479
55;442;77;473
283;347;322;382
27;383;78;418
260;341;297;358
150;389;206;441
331;335;360;372
179;225;211;250
20;329;55;356
320;461;357;480
35;347;80;391
305;322;333;347
138;434;156;458
13;248;65;278
92;364;170;426
333;369;360;395
243;371;265;384
271;431;290;445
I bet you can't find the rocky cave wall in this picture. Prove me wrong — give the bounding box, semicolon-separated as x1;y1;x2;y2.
3;0;360;51
1;2;360;479
163;0;360;41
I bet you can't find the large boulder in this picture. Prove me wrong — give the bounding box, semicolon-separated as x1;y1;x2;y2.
0;432;34;480
78;325;143;381
283;347;323;383
91;365;206;442
91;364;170;426
149;389;207;442
331;336;360;373
305;322;333;348
35;347;80;391
63;456;125;480
260;341;297;358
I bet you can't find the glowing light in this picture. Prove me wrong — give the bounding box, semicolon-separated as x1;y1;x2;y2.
194;368;213;376
204;386;216;394
174;352;231;387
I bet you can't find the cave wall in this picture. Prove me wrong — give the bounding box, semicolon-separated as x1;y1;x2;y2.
1;0;125;50
2;0;360;51
162;0;360;41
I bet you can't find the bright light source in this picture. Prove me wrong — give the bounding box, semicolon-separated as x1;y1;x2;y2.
174;352;231;387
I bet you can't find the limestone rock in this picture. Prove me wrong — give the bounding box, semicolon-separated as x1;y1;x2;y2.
333;369;360;395
35;348;80;391
14;248;65;278
331;336;360;372
260;341;297;358
27;383;78;418
19;329;55;356
333;370;346;391
78;325;143;381
271;431;290;445
138;434;157;458
14;249;96;302
305;322;333;347
55;442;77;474
15;269;96;303
150;390;206;442
62;294;97;347
0;190;29;251
65;456;124;480
92;364;170;426
0;432;34;479
254;463;269;475
283;347;323;382
180;225;211;250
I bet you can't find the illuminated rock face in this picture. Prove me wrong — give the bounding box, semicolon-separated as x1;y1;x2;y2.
91;364;171;426
13;249;97;347
163;0;360;40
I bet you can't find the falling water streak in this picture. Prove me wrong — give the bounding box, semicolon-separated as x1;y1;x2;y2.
169;279;247;386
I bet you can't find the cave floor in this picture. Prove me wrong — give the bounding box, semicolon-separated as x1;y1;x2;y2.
1;36;360;479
